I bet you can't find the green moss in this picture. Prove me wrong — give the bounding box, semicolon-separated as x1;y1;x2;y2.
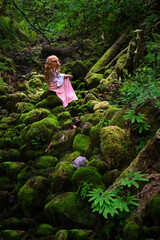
57;111;71;126
19;108;52;125
0;149;20;162
109;109;128;128
28;76;42;87
80;112;104;125
55;230;68;240
84;73;103;88
16;102;34;113
51;105;65;116
71;166;105;189
0;229;24;240
73;134;92;157
26;117;59;146
61;119;73;130
123;221;143;240
49;162;75;193
62;151;81;162
93;101;110;111
84;93;97;103
86;100;100;111
103;169;120;187
35;98;49;108
44;192;97;228
87;159;107;174
36;223;55;237
0;161;25;179
100;126;131;168
47;94;62;108
146;193;160;226
18;176;48;217
36;155;58;169
69;229;94;240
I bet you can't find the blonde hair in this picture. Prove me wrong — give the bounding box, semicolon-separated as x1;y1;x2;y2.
44;55;61;83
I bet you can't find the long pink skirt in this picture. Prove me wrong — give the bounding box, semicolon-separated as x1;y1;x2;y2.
47;78;78;107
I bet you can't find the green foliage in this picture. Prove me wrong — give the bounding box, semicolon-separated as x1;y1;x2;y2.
87;169;148;219
77;181;93;200
123;110;150;133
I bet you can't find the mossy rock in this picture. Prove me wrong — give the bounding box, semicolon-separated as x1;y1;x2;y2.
36;223;55;237
25;117;59;146
145;193;160;226
55;230;68;240
0;217;35;231
80;112;104;125
72;60;88;78
61;151;81;163
51;105;66;116
0;161;25;179
84;73;103;89
36;155;58;169
84;93;97;103
49;162;75;193
118;129;160;178
44;192;97;228
0;229;25;240
81;122;94;135
57;111;71;126
17;176;48;217
28;76;43;87
85;100;100;111
0;176;12;191
123;220;143;240
47;94;62;108
100;126;131;168
61;119;73;130
93;101;110;111
35;98;49;108
103;169;120;187
0;149;20;162
0;137;12;148
73;134;92;157
51;129;76;157
16;102;35;113
69;229;94;240
12;136;24;149
109;109;128;128
71;166;105;189
87;159;108;174
19;108;52;125
7;92;29;111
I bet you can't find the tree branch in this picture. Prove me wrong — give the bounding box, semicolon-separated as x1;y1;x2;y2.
11;0;50;44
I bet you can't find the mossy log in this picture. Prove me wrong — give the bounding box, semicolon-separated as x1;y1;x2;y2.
87;34;127;74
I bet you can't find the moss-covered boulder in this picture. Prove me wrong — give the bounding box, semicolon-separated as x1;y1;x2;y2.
25;117;59;146
93;101;110;111
0;161;25;179
55;229;68;240
73;134;92;157
123;220;143;240
28;74;44;87
61;151;81;163
84;73;103;89
16;102;34;113
44;192;98;228
50;129;76;157
57;111;71;126
103;169;120;187
145;193;160;226
69;229;94;240
17;176;48;217
36;155;58;169
87;159;108;174
109;109;128;128
100;126;131;168
72;60;88;78
36;223;55;237
71;166;105;189
47;94;62;108
0;149;20;162
84;93;98;103
49;162;75;193
18;108;52;125
0;229;25;240
80;112;104;125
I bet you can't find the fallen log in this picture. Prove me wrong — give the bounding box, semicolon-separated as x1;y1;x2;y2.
88;34;127;74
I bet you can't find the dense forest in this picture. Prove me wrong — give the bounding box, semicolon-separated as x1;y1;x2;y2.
0;0;160;239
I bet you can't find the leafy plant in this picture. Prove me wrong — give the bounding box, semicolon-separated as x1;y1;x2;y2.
123;110;150;133
77;181;93;200
87;169;148;219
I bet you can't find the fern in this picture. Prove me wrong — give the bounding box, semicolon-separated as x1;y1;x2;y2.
87;169;148;219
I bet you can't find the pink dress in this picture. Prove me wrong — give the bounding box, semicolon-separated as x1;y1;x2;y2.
47;71;78;107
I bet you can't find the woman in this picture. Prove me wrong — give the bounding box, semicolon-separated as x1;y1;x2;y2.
44;55;78;107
